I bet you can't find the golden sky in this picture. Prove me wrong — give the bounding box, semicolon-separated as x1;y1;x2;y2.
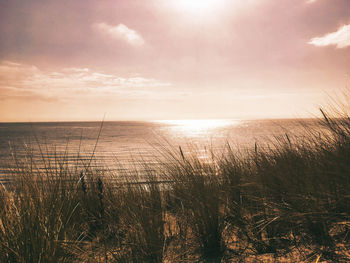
0;0;350;122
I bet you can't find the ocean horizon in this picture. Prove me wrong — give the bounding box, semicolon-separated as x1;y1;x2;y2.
0;118;321;180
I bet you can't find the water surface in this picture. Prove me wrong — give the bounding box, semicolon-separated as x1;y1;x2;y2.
0;119;321;179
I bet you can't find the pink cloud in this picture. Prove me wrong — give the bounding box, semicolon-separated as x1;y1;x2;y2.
93;22;145;46
0;61;172;101
308;24;350;48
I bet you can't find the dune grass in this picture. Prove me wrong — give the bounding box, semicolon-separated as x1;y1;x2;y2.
0;104;350;262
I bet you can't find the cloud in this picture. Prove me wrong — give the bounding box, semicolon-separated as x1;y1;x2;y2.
0;61;172;102
306;0;317;4
308;24;350;48
93;22;145;46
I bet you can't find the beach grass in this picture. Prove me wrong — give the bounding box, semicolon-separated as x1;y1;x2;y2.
0;104;350;262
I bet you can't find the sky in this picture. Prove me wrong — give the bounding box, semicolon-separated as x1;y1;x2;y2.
0;0;350;122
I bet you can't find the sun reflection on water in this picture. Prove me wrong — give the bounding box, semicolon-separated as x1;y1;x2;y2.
156;119;238;137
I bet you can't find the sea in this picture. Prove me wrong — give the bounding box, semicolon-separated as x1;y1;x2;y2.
0;119;322;183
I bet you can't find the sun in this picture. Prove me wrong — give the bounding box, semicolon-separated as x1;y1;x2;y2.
170;0;228;17
177;0;220;12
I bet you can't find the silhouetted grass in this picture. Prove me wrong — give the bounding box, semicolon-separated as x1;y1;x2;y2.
161;147;225;261
0;101;350;262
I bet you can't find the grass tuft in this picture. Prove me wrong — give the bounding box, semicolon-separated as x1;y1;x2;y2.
0;98;350;262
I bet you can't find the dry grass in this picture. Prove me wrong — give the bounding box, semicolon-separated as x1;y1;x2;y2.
0;102;350;262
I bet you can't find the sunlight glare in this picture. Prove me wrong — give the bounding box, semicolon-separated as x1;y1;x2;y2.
178;0;219;11
170;0;228;17
158;119;237;137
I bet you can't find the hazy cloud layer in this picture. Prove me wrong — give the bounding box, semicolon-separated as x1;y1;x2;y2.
309;24;350;48
0;61;172;101
93;23;145;46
